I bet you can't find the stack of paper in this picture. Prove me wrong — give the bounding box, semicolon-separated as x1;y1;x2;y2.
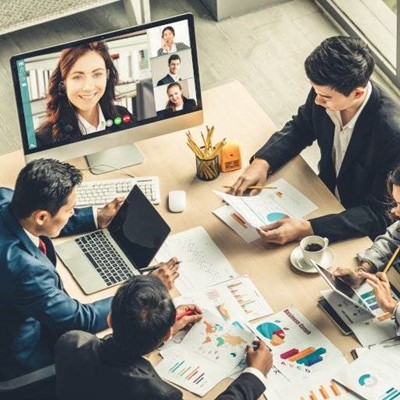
213;178;317;242
333;348;400;399
155;226;238;294
156;310;254;397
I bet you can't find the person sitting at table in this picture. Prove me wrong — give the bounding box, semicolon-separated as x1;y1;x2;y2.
161;82;196;116
229;36;400;245
157;26;190;56
35;41;132;147
55;275;272;400
333;166;400;334
0;158;179;381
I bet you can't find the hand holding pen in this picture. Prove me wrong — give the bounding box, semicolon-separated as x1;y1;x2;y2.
172;304;203;335
144;257;181;291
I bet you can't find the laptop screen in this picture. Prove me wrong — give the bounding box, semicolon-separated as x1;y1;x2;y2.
108;185;171;269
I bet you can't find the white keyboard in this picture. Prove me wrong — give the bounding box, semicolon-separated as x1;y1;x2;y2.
76;176;160;207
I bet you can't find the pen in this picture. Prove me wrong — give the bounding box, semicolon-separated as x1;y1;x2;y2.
383;245;400;273
175;309;195;321
141;260;182;273
223;185;277;190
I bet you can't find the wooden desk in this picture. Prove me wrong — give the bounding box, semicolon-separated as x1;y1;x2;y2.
0;81;371;399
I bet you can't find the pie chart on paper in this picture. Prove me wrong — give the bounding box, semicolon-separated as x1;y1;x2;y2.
266;212;288;222
256;322;286;346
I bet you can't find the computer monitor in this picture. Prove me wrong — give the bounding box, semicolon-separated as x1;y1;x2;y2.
10;13;203;173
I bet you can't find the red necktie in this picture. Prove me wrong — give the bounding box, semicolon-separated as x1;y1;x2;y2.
38;239;47;256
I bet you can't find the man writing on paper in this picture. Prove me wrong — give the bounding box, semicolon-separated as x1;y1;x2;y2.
0;159;179;381
55;275;273;400
230;36;400;244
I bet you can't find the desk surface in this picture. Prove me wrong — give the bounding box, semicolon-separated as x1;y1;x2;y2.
0;81;371;399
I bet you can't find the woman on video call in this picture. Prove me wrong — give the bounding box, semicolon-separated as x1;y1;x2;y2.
162;82;196;115
35;41;131;146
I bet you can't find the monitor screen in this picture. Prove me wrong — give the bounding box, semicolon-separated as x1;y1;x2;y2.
10;13;202;170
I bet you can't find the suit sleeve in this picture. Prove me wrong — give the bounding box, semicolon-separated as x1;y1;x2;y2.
309;136;400;242
11;251;111;335
60;207;96;236
215;373;265;400
253;89;317;171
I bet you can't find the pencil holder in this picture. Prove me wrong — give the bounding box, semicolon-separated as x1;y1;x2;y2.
195;153;220;181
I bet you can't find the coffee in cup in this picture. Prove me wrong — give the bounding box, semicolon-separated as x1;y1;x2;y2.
300;235;329;267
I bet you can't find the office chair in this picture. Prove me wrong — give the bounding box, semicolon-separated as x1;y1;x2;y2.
0;364;56;400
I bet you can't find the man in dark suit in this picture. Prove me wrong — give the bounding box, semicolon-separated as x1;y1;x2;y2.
230;36;400;244
157;54;181;86
0;159;178;382
55;275;272;400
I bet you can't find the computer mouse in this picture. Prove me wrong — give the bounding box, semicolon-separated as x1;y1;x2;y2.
168;190;186;213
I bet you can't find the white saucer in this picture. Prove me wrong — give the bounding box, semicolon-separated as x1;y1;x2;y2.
290;245;335;274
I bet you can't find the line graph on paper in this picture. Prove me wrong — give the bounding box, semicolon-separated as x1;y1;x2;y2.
155;226;238;294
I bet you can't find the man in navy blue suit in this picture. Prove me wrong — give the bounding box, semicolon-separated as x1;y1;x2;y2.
0;159;178;381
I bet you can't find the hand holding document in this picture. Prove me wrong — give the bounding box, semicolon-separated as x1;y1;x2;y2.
213;179;318;241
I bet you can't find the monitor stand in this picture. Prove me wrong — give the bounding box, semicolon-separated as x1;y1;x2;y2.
85;144;144;175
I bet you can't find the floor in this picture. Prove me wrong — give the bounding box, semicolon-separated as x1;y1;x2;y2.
0;0;398;173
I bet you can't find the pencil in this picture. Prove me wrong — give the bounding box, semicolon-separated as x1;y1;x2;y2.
223;185;277;190
383;245;400;273
141;260;182;273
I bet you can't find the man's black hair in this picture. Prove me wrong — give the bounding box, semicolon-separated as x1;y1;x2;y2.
168;54;181;65
11;158;82;219
111;275;176;356
304;36;375;96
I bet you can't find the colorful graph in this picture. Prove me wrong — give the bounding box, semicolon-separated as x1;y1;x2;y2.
169;360;208;387
299;381;345;399
359;290;380;310
266;212;288;222
280;347;326;367
358;373;378;387
380;387;400;400
256;321;286;346
227;281;258;316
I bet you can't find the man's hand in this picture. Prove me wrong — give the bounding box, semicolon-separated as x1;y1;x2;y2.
97;197;124;229
151;257;180;290
171;304;203;336
360;271;398;314
246;340;273;376
257;218;313;245
229;159;270;196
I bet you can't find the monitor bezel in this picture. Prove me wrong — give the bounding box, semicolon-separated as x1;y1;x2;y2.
10;13;202;162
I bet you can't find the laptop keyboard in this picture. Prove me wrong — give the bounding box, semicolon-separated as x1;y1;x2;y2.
75;231;135;287
76;176;160;207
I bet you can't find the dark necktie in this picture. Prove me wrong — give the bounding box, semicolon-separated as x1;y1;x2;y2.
38;238;47;256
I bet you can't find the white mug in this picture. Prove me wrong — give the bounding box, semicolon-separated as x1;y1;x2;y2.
300;235;329;266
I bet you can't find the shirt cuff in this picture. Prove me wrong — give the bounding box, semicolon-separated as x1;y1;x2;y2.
92;207;98;229
242;367;267;388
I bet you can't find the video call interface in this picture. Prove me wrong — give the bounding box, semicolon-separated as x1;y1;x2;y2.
14;18;199;152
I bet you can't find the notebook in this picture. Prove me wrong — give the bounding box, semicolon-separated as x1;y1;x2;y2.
56;185;171;294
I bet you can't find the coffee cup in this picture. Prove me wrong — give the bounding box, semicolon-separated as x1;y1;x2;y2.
300;235;329;266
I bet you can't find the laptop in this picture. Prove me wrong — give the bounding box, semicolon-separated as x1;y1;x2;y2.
56;185;171;294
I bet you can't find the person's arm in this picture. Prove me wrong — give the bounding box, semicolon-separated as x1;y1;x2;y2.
215;340;272;400
13;253;111;335
230;89;316;196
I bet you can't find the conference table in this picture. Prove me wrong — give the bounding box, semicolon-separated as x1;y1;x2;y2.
0;81;372;399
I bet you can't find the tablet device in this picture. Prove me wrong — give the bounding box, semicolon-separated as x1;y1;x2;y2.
312;261;375;316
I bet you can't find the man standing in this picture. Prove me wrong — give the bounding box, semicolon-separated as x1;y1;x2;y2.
157;54;182;86
0;159;178;381
231;36;400;244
